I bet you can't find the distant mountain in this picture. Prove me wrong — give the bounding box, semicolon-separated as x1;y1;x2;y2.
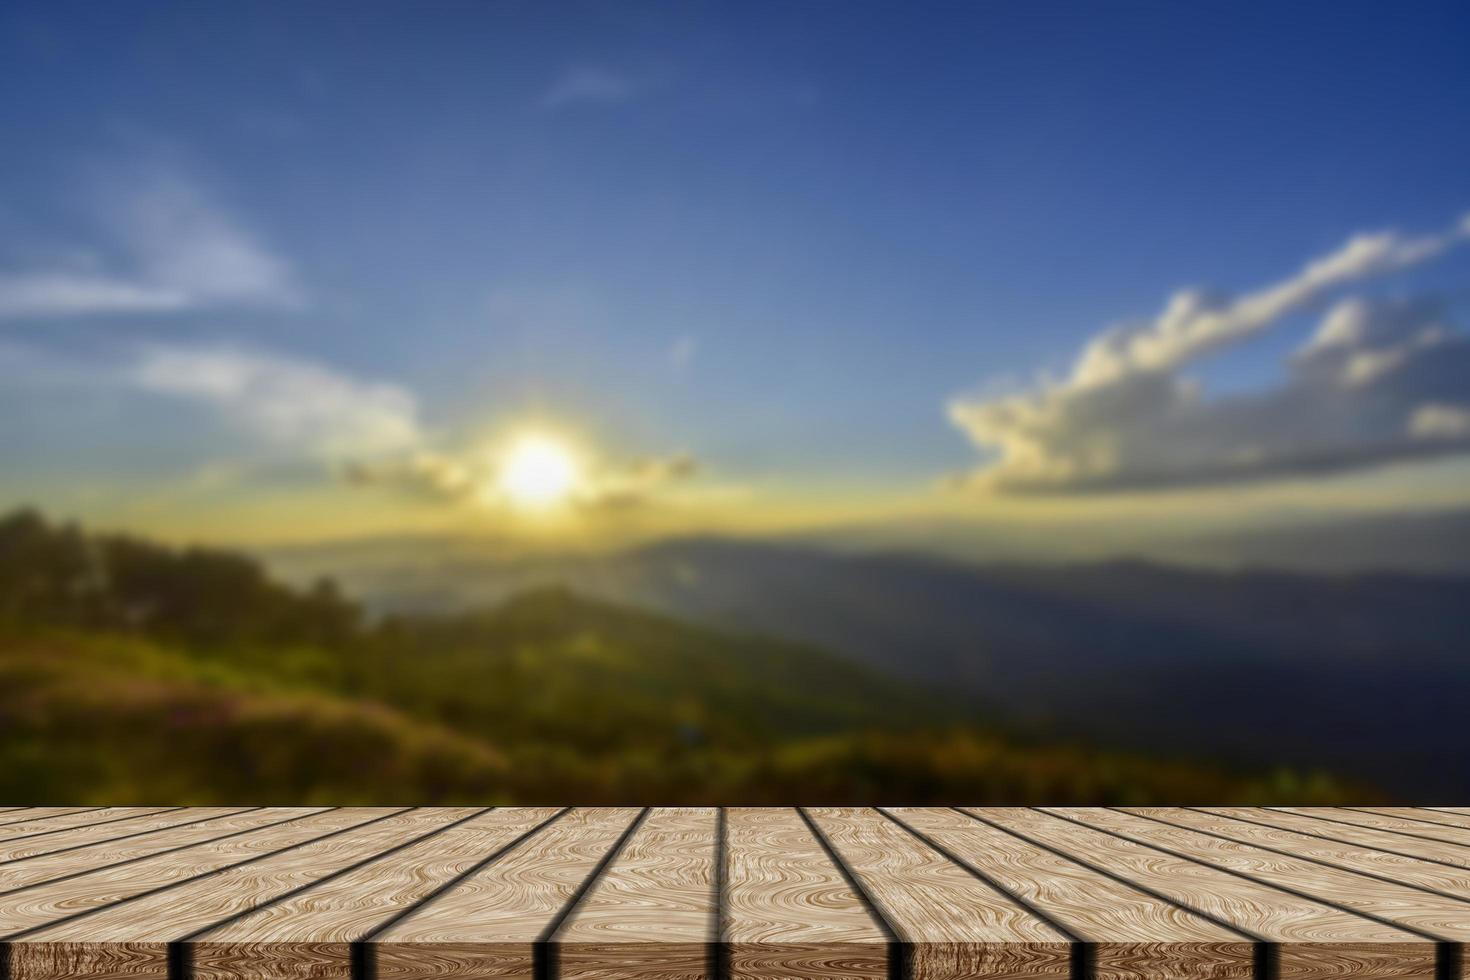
791;506;1470;573
263;533;1470;796
4;509;1347;803
1166;507;1470;573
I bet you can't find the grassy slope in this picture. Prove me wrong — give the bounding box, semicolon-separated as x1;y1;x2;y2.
0;588;1357;804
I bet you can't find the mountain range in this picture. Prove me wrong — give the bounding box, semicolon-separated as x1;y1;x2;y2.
2;508;1345;803
266;528;1470;796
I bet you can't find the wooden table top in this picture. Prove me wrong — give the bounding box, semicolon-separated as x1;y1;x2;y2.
2;806;1469;980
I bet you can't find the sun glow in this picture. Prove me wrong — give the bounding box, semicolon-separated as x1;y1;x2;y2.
496;434;582;509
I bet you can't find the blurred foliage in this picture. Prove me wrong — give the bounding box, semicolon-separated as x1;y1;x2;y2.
0;508;1363;803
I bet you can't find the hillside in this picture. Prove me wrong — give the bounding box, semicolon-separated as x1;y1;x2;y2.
0;508;1357;803
265;533;1470;796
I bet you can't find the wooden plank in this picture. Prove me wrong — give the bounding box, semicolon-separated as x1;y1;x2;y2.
888;807;1253;980
1080;809;1470;943
807;807;1069;980
1201;807;1470;870
0;807;249;863
1147;808;1470;905
555;807;718;980
6;808;405;980
1024;808;1434;980
0;807;283;894
723;807;890;980
190;807;564;980
0;805;1465;980
0;808;99;829
0;808;176;844
0;811;175;846
0;808;116;839
1356;807;1470;832
373;806;638;980
1271;807;1470;849
0;807;338;937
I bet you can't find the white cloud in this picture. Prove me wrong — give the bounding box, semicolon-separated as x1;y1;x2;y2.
1410;404;1470;441
949;215;1470;493
0;167;298;320
130;345;422;458
3;329;699;514
1070;218;1467;388
0;274;189;319
540;67;637;109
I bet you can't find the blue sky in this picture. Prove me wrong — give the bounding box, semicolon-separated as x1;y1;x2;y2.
2;1;1468;544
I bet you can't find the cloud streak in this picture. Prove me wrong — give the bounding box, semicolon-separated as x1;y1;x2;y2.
3;330;700;516
0;167;298;320
949;214;1470;493
130;345;423;458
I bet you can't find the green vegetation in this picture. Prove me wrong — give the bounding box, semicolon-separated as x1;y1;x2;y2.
0;509;1359;803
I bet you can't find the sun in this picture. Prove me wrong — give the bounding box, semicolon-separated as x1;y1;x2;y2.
496;434;581;509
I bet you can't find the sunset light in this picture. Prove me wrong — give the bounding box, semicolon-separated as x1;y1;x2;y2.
496;434;582;510
2;1;1469;809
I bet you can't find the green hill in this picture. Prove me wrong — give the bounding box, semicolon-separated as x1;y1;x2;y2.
0;509;1358;803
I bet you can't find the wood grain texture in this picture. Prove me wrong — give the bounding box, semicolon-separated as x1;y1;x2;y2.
0;807;283;895
1;807;1467;980
0;807;335;937
373;806;638;980
0;807;247;864
809;807;1069;980
892;807;1254;980
724;807;888;980
191;807;565;980
1139;808;1470;909
1251;808;1470;867
556;807;717;980
1092;808;1470;941
1024;807;1434;980
0;808;124;840
0;808;98;829
0;809;177;847
6;808;406;980
1358;807;1470;831
1272;807;1470;849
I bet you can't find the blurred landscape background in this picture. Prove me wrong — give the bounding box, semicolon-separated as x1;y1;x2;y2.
2;2;1468;802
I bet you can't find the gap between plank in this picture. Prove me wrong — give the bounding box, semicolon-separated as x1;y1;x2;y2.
1069;808;1447;940
981;808;1274;980
353;805;573;980
1186;807;1470;873
711;806;729;980
1110;808;1466;980
1341;808;1470;831
1128;809;1470;908
0;807;256;868
0;808;105;831
2;806;352;942
167;805;428;980
0;807;270;898
796;807;908;980
1262;808;1470;850
0;807;182;846
533;807;651;980
876;805;1090;980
